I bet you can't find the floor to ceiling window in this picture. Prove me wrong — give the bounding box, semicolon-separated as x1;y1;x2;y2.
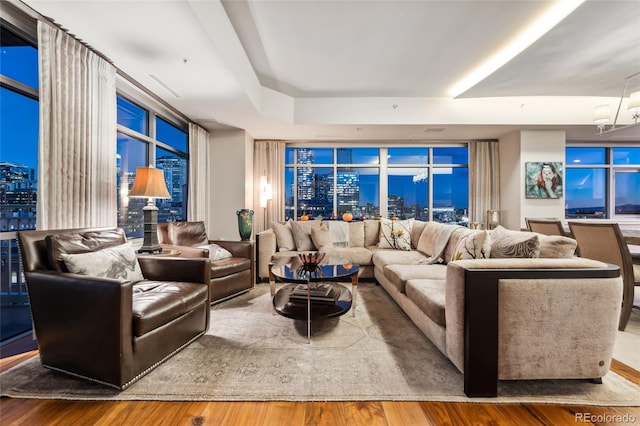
565;146;640;219
0;14;39;344
116;93;189;238
285;145;468;224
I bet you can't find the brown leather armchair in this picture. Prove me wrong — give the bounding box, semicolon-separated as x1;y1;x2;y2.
17;227;211;390
158;221;254;304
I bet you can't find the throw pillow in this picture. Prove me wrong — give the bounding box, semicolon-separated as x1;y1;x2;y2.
271;220;296;251
61;243;145;282
197;243;233;261
490;226;540;258
290;220;317;251
450;230;488;261
536;234;577;258
310;224;333;252
378;218;414;251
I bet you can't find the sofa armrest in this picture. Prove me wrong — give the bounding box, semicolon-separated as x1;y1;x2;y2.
159;244;208;258
210;240;254;260
256;229;277;282
137;257;211;284
444;258;621;397
24;271;135;376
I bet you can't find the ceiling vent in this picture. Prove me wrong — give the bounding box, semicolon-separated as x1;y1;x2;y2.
423;128;446;133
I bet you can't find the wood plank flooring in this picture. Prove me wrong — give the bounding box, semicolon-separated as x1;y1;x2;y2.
2;351;639;425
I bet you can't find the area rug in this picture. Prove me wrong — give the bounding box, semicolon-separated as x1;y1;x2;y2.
2;283;640;405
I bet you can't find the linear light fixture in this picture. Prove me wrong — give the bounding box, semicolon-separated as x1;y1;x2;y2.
448;0;585;98
146;73;182;98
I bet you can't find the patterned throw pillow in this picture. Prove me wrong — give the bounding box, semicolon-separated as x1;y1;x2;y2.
61;243;145;282
197;243;233;261
490;226;540;258
450;230;488;261
378;218;414;251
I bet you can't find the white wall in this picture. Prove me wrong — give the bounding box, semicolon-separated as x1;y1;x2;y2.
208;130;254;240
499;130;566;230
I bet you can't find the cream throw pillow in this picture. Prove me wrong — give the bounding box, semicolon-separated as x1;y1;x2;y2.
490;226;540;258
311;224;333;252
271;221;296;251
290;220;318;251
61;243;145;282
378;218;414;251
197;243;233;261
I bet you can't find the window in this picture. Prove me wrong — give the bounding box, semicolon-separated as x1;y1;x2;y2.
116;95;188;237
565;147;640;219
0;19;38;343
285;146;468;223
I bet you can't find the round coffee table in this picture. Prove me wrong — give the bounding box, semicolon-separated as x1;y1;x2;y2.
269;255;359;343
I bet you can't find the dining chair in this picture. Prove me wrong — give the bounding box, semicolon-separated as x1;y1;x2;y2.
525;218;566;236
568;222;639;331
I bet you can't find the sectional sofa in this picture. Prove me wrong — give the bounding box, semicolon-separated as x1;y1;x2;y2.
256;219;622;396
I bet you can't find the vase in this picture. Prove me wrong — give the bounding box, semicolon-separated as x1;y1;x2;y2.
236;209;254;241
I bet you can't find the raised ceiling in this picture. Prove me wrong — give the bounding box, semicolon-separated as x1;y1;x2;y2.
19;0;640;142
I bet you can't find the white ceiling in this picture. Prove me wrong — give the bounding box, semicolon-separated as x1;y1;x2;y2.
19;0;640;142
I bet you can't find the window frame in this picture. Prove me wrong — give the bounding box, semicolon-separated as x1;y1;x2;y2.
285;143;469;223
565;145;640;221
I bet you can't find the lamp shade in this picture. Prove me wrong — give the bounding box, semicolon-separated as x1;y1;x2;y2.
628;91;640;112
128;166;171;199
593;104;610;124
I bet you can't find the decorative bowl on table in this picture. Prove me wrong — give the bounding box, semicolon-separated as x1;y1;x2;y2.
297;252;325;268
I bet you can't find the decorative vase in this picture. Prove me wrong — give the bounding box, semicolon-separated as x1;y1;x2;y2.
236;209;254;241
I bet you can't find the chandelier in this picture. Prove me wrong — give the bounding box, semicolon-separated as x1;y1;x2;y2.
594;71;640;135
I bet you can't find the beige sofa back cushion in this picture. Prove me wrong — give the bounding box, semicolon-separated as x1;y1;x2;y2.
364;220;381;247
349;221;365;247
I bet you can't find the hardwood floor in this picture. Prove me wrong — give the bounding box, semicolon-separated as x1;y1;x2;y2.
2;352;639;425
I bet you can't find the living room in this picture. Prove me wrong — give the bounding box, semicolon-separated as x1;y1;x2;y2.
2;0;640;424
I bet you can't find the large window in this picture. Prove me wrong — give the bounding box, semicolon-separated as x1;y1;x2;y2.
285;146;468;224
0;19;39;343
565;146;640;219
116;95;188;237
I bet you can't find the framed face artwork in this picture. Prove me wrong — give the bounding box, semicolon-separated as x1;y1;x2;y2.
525;162;563;199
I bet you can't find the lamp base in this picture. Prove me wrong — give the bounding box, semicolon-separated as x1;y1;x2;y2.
138;202;163;254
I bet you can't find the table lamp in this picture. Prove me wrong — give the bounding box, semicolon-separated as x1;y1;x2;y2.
128;166;171;253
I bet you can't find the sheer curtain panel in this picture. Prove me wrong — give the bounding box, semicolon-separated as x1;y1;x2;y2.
37;21;116;229
469;141;500;225
254;141;286;232
188;123;210;225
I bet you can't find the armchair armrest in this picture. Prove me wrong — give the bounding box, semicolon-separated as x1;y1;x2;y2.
256;229;277;282
137;257;211;284
159;244;208;258
24;271;134;381
209;240;254;260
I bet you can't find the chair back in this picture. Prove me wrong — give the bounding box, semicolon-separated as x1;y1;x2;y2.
526;218;565;236
17;227;121;273
567;221;634;331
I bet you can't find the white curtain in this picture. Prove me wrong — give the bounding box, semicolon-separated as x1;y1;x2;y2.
254;140;286;232
37;21;117;230
187;123;210;226
469;141;500;225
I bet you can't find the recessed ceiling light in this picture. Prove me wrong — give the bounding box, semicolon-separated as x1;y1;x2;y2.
447;0;586;97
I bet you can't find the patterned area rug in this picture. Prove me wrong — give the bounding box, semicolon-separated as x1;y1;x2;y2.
2;283;640;404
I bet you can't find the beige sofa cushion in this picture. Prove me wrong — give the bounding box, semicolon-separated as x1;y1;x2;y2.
405;279;446;326
325;247;373;266
349;221;365;247
383;264;447;293
372;249;428;269
364;220;381;247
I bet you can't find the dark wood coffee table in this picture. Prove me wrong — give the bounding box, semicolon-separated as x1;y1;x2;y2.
269;255;359;343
